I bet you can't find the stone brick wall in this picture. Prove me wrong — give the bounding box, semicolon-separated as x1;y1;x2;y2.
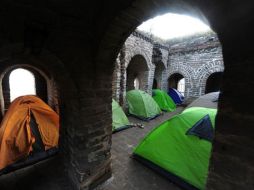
125;32;154;94
112;31;155;106
112;31;224;104
153;43;168;91
167;33;224;98
112;55;120;101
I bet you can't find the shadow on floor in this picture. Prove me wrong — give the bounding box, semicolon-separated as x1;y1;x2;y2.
0;155;70;190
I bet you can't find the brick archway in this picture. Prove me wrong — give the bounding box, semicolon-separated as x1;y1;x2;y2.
126;54;149;92
167;65;193;97
197;60;224;95
95;1;254;189
125;48;152;70
95;2;219;189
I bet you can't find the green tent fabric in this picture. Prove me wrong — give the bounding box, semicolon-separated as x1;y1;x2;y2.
126;90;162;121
112;99;130;132
133;107;217;190
152;89;176;112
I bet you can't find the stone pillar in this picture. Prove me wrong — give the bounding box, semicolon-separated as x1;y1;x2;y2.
161;69;168;91
112;56;120;102
147;65;155;95
206;27;254;189
119;46;128;108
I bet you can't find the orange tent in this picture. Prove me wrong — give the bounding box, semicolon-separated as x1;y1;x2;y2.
0;95;59;171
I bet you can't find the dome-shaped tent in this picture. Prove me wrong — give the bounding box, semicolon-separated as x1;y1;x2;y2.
152;89;176;112
0;95;59;175
112;99;131;132
133;107;217;190
126;90;161;121
168;88;184;105
187;92;219;109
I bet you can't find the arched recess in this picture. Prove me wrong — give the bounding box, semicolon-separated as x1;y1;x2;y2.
153;61;166;89
126;54;149;91
1;66;49;113
197;61;224;95
0;45;78;154
125;47;152;70
205;72;223;93
167;63;194;97
168;73;185;95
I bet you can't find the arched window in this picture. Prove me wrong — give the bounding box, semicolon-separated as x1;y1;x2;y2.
9;68;36;101
134;78;140;89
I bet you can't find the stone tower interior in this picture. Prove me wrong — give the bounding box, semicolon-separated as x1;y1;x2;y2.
0;0;254;190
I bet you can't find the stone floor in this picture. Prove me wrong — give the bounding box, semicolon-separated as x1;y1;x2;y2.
96;106;185;190
0;107;184;190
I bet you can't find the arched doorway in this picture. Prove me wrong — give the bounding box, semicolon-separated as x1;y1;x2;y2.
126;55;149;91
168;73;185;95
205;72;223;93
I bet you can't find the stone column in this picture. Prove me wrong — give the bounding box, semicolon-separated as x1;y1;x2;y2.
206;26;254;189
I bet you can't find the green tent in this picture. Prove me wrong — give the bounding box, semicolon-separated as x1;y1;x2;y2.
133;107;217;190
126;90;162;121
112;99;130;132
152;89;176;112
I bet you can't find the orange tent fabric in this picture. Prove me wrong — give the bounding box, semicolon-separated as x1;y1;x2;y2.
0;95;59;170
